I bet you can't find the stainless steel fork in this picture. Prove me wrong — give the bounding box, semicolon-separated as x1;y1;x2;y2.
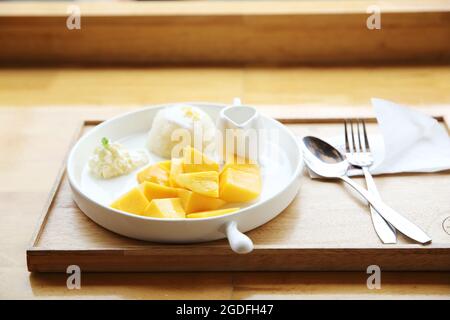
345;119;397;244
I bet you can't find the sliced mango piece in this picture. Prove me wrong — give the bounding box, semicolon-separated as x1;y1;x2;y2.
221;155;260;175
137;162;170;185
187;207;240;219
158;160;171;172
177;188;226;213
175;171;219;197
139;181;179;201
169;158;184;187
182;146;219;173
110;187;149;216
143;198;186;219
219;168;261;202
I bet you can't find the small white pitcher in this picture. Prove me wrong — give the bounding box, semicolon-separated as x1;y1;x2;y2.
217;98;261;163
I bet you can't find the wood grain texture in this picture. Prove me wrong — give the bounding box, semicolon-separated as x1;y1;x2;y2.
0;1;449;65
1;66;450;107
27;117;450;272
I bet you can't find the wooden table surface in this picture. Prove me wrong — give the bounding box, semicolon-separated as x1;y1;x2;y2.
1;66;450;299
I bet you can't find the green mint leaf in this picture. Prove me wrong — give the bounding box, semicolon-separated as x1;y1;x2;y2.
101;137;109;148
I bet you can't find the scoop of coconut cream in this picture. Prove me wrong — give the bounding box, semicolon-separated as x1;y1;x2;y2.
147;105;216;158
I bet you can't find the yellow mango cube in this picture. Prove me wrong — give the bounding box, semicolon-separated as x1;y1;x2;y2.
158;160;171;172
143;198;186;219
182;146;219;173
139;181;179;201
221;155;260;176
219;168;261;202
137;162;170;185
169;158;184;187
177;188;226;213
175;171;219;198
110;187;149;216
187;207;240;219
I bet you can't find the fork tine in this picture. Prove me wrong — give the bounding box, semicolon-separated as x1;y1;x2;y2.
361;119;370;152
344;120;350;152
350;119;357;152
356;118;363;152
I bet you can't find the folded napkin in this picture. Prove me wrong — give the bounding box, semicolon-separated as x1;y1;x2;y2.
307;98;450;177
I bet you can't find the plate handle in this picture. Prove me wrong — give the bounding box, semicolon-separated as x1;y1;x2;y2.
224;221;254;254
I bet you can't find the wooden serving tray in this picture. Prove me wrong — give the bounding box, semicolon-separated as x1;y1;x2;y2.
27;117;450;272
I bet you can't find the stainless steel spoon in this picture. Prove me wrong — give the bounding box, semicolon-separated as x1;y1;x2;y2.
301;136;432;244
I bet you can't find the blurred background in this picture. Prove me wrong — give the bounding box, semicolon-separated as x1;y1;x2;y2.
0;0;448;106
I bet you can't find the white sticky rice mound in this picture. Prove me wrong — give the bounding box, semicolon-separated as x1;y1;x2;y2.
147;105;216;158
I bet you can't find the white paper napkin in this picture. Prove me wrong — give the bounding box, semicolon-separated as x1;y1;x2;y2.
305;98;450;177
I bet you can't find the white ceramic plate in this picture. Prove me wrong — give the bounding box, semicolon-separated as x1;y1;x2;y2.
67;103;303;253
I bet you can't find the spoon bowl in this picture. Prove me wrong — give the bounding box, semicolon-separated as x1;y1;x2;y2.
302;136;349;178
